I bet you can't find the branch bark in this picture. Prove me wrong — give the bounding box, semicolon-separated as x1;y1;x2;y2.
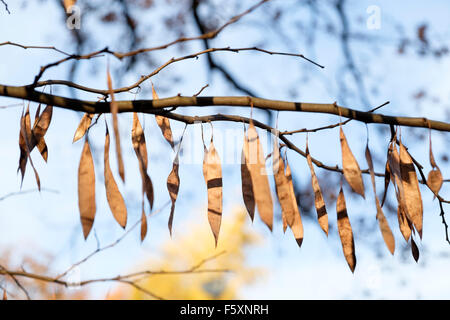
1;84;449;131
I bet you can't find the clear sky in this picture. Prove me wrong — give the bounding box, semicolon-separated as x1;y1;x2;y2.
0;0;449;299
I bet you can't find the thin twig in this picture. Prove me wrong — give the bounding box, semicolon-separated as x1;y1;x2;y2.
112;0;272;60
32;46;321;95
0;188;59;202
438;200;450;245
0;201;229;299
32;50;106;85
281;101;390;135
0;103;23;109
0;265;30;300
2;1;273;86
0;252;230;300
0;42;70;55
55;200;171;280
1;1;10;14
193;84;209;97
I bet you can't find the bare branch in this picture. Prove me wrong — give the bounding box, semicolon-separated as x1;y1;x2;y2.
32;46;321;95
1;0;274;85
112;0;272;60
0;41;71;56
1;0;10;14
0;189;59;202
0;252;230;300
281;101;390;135
0;265;30;300
1;85;449;132
0;103;23;109
438;200;450;245
0;201;230;299
55;200;171;281
32;49;106;85
193;84;209;97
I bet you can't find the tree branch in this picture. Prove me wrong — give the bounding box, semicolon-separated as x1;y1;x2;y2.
281;101;390;135
0;188;58;202
0;0;274;84
111;0;272;60
0;42;70;55
0;261;229;300
1;0;10;14
31;46;319;95
1;84;449;131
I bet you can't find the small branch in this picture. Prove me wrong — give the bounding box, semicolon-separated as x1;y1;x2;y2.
32;49;107;85
117;280;164;300
55;200;171;280
0;265;30;300
1;0;10;14
191;0;260;99
32;46;320;95
0;252;230;300
281;101;390;135
0;202;230;299
193;84;209;97
111;0;272;60
396;140;450;243
2;1;274;85
405;148;449;204
438;201;450;245
335;0;370;107
0;42;70;56
0;188;59;202
0;103;23;109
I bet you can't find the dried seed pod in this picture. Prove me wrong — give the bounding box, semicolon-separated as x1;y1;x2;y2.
245;122;273;231
365;143;395;255
427;132;443;197
399;139;423;238
107;68;125;182
273;137;295;228
32;105;52;161
18;109;27;186
152;83;174;149
336;187;356;272
397;205;412;242
285;158;304;247
340;127;365;198
131;113;154;209
380;158;390;207
388;139;412;229
104;125;127;228
241;133;255;221
73;113;93;143
167;153;180;236
19;105;41;190
140;208;148;242
305;139;328;235
78;138;96;239
203;136;223;246
427;169;443;197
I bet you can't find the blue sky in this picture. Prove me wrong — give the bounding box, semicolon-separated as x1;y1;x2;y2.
0;0;449;299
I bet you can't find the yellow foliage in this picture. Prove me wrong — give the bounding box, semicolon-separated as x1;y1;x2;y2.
114;207;264;300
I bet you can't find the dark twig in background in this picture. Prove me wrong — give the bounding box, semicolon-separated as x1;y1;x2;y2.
1;0;10;14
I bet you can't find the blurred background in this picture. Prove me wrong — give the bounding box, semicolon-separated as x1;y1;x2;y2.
0;0;449;299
